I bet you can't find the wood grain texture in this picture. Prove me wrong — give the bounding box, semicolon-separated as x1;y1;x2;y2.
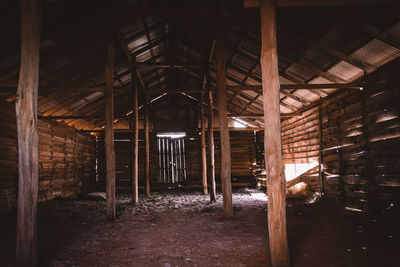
131;68;139;203
215;13;233;218
15;0;41;265
200;93;208;194
105;23;116;220
208;89;216;201
260;0;290;266
144;96;151;197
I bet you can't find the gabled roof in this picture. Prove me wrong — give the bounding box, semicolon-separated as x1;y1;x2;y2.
0;0;399;130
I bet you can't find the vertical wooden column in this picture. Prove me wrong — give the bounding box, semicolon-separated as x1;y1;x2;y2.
15;0;40;265
200;92;208;194
131;66;139;203
144;95;151;197
260;0;290;266
318;106;325;195
207;88;216;201
215;13;233;218
105;22;116;220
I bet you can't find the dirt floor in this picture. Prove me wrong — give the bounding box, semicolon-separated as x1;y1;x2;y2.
0;188;399;266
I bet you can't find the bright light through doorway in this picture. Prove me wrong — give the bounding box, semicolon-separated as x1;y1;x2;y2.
157;132;186;139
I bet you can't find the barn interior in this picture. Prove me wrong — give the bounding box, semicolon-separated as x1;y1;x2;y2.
1;0;400;266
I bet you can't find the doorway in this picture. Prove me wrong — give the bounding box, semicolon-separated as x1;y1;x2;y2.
157;133;187;184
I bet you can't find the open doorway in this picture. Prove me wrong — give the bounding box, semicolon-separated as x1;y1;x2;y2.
157;132;187;184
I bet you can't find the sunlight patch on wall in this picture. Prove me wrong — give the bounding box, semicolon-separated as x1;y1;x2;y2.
284;160;318;181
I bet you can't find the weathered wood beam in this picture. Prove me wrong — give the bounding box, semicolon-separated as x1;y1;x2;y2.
133;62;205;68
131;65;139;203
105;21;116;220
38;115;102;120
260;0;290;266
200;92;208;195
144;95;151;197
0;86;106;94
246;0;400;8
15;0;40;265
227;82;363;92
215;12;233;219
208;88;216;201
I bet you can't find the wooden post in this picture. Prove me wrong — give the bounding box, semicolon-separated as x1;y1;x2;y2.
105;22;116;220
208;88;216;201
131;67;139;203
215;13;233;218
318;106;325;195
15;0;40;265
144;95;151;197
200;92;208;194
260;0;290;266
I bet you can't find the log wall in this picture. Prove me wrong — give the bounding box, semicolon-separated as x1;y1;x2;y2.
97;132;158;188
256;106;320;192
0;101;96;210
187;131;256;185
102;130;256;188
320;59;400;210
256;59;400;210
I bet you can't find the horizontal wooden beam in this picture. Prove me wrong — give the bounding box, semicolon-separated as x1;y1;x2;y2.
227;82;363;92
228;113;299;118
133;62;205;68
1;82;363;98
245;0;400;8
0;86;106;93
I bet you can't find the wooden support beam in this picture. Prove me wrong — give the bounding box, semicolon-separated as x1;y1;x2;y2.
105;21;116;220
227;82;363;92
260;0;290;266
0;85;106;94
246;0;400;8
200;93;208;195
318;106;324;195
144;94;150;198
215;12;233;218
38;115;102;120
208;88;216;201
131;66;139;203
15;0;40;265
132;62;205;68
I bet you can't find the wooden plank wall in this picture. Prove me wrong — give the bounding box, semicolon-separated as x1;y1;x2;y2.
255;107;320;192
281;107;321;192
320;59;400;210
255;59;400;210
187;131;256;184
97;132;158;188
0;101;96;210
104;130;256;188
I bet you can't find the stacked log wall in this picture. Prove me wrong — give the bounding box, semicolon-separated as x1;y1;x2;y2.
0;101;96;210
255;59;400;210
186;131;256;185
107;130;256;187
255;107;321;192
320;59;400;210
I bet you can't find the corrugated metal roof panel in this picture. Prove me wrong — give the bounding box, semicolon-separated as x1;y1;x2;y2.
286;65;314;81
327;61;364;82
294;90;320;103
351;39;400;69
